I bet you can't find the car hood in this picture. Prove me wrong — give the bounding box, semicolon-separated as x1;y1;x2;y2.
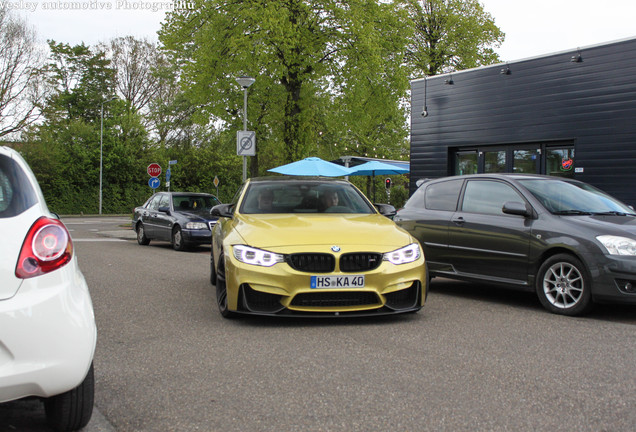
178;210;218;222
233;213;414;251
566;214;636;236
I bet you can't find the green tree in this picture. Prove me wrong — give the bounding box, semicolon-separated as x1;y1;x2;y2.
0;8;44;138
159;0;413;174
23;41;153;214
406;0;504;76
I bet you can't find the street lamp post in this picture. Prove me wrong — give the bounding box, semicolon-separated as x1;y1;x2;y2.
236;76;255;182
100;97;116;215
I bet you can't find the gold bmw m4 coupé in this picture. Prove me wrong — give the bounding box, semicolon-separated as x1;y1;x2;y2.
210;177;427;318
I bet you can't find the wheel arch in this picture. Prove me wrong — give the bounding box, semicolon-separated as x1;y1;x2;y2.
532;246;593;280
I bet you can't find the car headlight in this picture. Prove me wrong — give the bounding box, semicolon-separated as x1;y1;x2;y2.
383;243;421;265
597;235;636;256
233;245;285;267
185;222;208;230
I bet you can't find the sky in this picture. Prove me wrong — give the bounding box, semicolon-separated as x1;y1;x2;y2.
4;0;636;63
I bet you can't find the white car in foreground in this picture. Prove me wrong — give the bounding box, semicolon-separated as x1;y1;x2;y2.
0;146;97;431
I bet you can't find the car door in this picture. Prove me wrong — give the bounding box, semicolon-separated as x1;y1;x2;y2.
395;179;463;273
141;194;163;238
153;193;173;241
448;179;532;283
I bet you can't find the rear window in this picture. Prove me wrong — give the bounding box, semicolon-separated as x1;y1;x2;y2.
0;154;38;218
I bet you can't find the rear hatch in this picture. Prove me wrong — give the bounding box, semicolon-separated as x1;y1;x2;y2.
0;148;44;300
0;208;39;300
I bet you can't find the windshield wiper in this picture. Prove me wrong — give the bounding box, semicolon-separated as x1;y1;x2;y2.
553;210;593;215
590;211;636;216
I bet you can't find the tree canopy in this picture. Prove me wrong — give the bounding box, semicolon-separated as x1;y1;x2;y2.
159;0;415;173
407;0;504;75
4;1;504;213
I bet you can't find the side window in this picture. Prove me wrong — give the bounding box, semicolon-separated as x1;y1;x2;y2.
158;194;171;208
425;179;463;211
404;186;425;209
0;154;37;218
148;195;162;210
0;168;12;214
461;180;523;215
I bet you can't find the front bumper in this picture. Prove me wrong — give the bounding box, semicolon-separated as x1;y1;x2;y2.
224;252;427;317
0;258;96;403
182;228;213;245
588;253;636;304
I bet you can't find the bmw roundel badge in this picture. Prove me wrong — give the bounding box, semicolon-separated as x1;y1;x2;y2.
331;246;341;252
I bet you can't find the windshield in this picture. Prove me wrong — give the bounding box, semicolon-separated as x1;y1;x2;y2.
240;181;375;215
518;179;635;215
172;195;220;212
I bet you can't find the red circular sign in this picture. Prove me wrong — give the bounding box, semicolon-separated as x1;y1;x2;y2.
147;163;162;177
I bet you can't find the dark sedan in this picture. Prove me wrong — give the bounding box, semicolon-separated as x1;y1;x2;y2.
133;192;221;251
394;173;636;316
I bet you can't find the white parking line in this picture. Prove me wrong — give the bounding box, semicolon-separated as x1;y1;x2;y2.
72;238;127;242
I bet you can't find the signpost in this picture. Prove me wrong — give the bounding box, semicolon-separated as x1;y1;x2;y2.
147;163;161;191
237;131;256;157
213;176;220;197
148;177;160;189
147;163;162;177
167;160;177;191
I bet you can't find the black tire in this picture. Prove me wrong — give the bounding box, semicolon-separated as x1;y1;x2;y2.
136;223;150;245
44;363;94;432
210;250;217;286
172;226;186;251
216;252;236;318
536;253;593;316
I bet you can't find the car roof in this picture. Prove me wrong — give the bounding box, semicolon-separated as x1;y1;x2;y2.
420;173;577;184
161;192;215;196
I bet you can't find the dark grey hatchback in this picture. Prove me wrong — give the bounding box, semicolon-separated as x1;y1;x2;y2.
394;174;636;316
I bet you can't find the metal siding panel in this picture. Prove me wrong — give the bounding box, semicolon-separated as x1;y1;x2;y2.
410;37;636;203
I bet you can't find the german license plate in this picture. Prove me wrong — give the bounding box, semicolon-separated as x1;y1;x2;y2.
310;275;365;289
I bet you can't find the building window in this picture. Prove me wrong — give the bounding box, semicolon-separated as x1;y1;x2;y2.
512;149;539;173
546;147;575;178
484;150;506;173
455;151;478;175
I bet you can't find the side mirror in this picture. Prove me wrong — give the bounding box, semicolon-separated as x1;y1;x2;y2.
211;203;234;218
502;201;532;217
375;203;397;218
158;206;170;214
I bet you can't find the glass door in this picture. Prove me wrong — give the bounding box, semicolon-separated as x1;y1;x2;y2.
483;150;506;173
455;151;478;175
512;148;540;173
453;142;572;177
545;147;575;178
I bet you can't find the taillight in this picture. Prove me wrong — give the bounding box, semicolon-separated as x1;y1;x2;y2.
15;217;73;279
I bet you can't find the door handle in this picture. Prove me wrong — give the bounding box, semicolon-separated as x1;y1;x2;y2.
452;216;465;226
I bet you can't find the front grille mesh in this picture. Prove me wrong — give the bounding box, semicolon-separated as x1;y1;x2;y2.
287;252;383;273
340;253;382;272
291;291;380;307
384;282;420;310
241;285;283;313
287;253;335;273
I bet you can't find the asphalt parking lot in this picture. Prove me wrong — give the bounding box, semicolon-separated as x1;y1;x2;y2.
2;216;635;431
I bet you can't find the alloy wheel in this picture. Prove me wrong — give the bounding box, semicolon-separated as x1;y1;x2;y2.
542;262;584;309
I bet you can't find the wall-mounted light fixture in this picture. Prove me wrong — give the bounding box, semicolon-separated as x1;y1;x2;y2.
421;76;429;117
571;49;583;63
500;65;511;75
445;74;454;85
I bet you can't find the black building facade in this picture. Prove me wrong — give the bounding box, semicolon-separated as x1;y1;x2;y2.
410;37;636;206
